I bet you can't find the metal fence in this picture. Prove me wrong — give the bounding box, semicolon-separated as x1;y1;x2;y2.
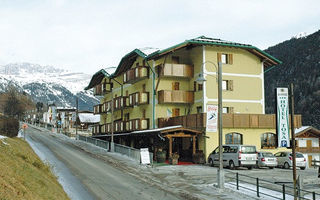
78;135;153;164
225;172;320;200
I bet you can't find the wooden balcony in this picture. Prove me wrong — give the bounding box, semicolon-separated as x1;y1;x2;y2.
93;104;102;114
114;96;131;111
93;84;103;96
129;92;149;106
157;63;193;78
158;113;206;130
101;101;112;113
158;113;302;130
92;124;101;135
296;147;320;153
93;82;112;96
126;118;149;132
123;66;149;84
158;90;194;104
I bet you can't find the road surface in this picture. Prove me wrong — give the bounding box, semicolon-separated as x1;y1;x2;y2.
26;126;181;200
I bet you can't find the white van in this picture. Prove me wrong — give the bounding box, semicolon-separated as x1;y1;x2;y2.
208;145;258;169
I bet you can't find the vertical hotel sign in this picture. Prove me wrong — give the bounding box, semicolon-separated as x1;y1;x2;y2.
206;105;218;132
276;88;290;147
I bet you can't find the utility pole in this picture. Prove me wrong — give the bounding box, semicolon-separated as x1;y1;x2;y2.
76;96;78;139
217;61;224;189
290;83;297;200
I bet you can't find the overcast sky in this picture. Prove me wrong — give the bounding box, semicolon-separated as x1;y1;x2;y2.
0;0;319;74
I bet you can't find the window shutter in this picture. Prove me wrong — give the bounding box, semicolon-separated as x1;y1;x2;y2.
228;80;233;91
228;54;233;64
217;53;222;63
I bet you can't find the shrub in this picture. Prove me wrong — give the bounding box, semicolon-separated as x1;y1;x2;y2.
0;116;19;137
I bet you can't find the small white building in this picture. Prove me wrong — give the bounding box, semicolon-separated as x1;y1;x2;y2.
295;126;320;168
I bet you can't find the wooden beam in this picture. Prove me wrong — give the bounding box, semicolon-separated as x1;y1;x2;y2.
169;137;173;158
192;136;196;155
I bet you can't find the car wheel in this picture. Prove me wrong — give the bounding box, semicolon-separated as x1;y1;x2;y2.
300;167;306;170
269;167;274;169
229;160;235;170
248;166;253;170
209;159;214;167
284;162;290;169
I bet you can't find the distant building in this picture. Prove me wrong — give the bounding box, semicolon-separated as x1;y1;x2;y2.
295;126;320;168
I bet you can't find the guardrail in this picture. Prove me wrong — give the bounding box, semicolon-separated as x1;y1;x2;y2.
311;160;320;167
225;172;320;200
78;135;153;164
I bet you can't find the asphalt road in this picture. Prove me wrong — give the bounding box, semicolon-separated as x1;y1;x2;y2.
26;127;181;200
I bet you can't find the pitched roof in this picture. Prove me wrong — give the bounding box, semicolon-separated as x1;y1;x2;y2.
84;69;111;90
295;126;320;138
147;36;281;67
111;48;158;78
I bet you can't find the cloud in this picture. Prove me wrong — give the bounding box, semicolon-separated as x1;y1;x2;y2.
0;0;319;74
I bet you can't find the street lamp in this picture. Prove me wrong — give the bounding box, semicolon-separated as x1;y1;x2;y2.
196;61;224;189
104;69;123;152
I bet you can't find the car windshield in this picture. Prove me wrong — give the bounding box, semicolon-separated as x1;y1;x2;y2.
262;152;274;157
290;153;304;158
241;146;256;153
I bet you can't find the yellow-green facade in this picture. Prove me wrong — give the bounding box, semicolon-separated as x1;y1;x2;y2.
90;36;287;158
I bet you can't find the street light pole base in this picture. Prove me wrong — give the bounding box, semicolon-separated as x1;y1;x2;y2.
217;168;225;189
110;142;115;152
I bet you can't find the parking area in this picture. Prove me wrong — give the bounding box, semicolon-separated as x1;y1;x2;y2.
223;166;320;193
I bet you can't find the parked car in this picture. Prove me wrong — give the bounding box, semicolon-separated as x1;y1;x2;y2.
208;145;258;170
257;152;278;169
274;152;306;170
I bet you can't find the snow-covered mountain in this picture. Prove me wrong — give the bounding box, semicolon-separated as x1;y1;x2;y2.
0;63;99;111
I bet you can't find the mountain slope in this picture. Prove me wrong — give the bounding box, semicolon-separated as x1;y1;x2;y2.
0;63;98;111
264;30;320;128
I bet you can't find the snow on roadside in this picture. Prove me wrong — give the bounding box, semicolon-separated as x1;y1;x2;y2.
0;135;8;145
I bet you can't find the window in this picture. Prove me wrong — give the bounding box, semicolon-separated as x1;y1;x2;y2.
197;106;202;113
218;53;233;64
261;132;277;149
225;132;243;144
198;83;203;91
194;81;197;91
126;90;129;96
222;80;233;91
172;108;180;117
223;107;234;114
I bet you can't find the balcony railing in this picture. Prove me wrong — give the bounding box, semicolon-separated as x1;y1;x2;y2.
126;118;149;132
123;66;149;84
157;63;193;78
93;82;112;96
114;96;130;111
101;101;112;113
296;147;320;153
93;104;102;114
93;84;103;96
129;92;149;106
158;90;194;104
158;113;302;130
158;113;205;130
93;124;101;135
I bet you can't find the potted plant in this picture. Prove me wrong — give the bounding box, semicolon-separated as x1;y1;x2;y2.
169;152;179;165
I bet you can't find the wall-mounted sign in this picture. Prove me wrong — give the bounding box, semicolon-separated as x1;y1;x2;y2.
206;105;218;132
276;88;290;147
